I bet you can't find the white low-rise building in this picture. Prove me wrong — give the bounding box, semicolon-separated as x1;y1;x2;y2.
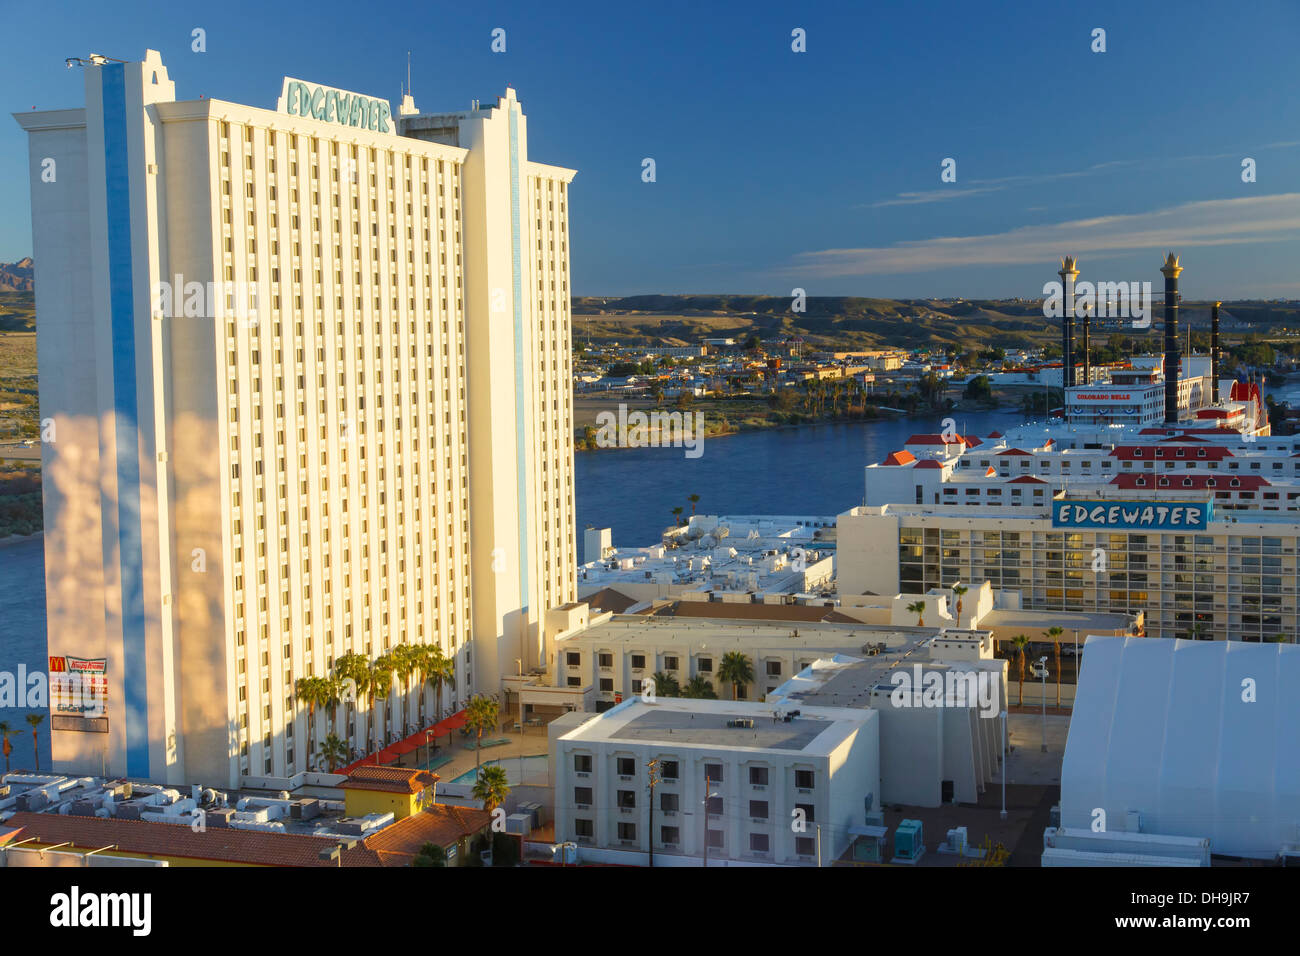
549;697;880;866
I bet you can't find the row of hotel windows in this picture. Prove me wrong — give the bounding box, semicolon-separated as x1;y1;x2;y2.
572;754;815;789
965;457;1296;471
569;819;817;856
903;530;1291;551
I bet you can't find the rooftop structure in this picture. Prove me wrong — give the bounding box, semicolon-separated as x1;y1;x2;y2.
1058;636;1300;862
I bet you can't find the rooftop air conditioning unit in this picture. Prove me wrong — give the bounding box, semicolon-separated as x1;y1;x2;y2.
727;718;755;729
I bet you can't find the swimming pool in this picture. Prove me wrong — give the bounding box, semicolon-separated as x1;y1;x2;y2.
450;754;550;786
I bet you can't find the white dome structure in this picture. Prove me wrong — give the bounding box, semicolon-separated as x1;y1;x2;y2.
1061;636;1300;861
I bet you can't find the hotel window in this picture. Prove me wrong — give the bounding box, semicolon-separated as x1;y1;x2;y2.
704;763;724;783
794;770;815;790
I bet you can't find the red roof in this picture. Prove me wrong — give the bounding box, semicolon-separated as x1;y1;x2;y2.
881;450;916;466
361;805;494;865
1109;474;1268;490
904;433;966;445
1008;475;1047;484
340;765;441;795
914;459;944;469
998;448;1032;456
2;812;379;867
1111;445;1232;461
338;710;468;775
987;430;1003;438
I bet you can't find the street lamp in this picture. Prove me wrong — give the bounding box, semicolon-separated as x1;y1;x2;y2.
1000;709;1008;821
1032;656;1050;752
701;777;719;868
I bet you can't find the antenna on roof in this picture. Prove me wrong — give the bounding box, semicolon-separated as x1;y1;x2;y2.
406;51;412;98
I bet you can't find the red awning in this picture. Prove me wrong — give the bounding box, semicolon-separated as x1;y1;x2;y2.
334;709;467;775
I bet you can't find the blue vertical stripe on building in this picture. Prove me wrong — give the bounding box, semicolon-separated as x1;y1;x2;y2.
101;64;150;777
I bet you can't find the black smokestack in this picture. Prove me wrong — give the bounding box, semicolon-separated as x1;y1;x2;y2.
1059;257;1079;389
1160;253;1183;424
1211;301;1221;404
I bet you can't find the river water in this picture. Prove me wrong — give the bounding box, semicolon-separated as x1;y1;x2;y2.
574;408;1025;546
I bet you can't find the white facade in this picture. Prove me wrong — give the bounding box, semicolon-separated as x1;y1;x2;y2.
550;698;880;866
1061;636;1300;861
15;52;576;787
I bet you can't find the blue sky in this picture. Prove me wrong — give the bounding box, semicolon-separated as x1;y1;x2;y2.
2;0;1298;298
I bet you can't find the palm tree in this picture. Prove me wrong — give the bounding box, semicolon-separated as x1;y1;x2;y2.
370;656;395;748
952;585;969;619
1044;627;1064;707
1187;623;1207;641
322;675;343;740
472;764;511;813
333;652;369;755
295;676;323;761
0;721;18;774
26;713;44;773
390;645;416;737
409;644;432;728
907;601;926;627
681;675;717;699
1011;635;1031;707
650;672;680;697
319;733;348;773
427;648;455;719
413;843;448;867
465;694;499;769
671;506;684;527
717;651;753;701
687;494;700;516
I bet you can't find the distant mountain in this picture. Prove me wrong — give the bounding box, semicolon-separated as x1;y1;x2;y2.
0;258;33;293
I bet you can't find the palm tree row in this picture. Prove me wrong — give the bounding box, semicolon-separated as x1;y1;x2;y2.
294;642;457;771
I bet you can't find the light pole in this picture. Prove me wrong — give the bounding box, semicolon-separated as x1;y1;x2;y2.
646;758;660;869
701;776;718;868
1000;709;1007;821
1033;656;1049;752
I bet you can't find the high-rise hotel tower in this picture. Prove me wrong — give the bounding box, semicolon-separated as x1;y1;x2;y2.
15;51;577;787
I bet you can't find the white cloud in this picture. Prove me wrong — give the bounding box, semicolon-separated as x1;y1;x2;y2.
787;193;1300;277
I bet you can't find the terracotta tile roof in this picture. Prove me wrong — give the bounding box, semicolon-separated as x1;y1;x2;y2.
913;459;944;469
881;450;915;466
340;765;440;794
2;811;381;867
360;805;495;866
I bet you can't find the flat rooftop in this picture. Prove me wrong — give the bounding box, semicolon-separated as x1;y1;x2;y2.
559;613;924;655
558;697;873;755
